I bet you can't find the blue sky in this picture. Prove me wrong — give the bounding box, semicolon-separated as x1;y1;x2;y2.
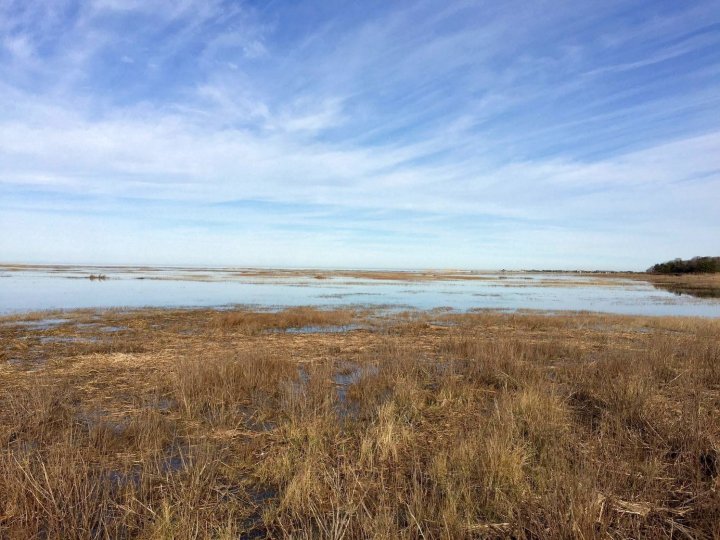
1;0;719;269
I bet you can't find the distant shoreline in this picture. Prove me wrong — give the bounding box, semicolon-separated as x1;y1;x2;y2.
0;262;649;277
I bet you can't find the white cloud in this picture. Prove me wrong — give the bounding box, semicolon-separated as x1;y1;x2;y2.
1;96;717;226
0;0;719;268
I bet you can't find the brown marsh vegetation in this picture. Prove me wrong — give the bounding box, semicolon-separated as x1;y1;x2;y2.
643;273;720;299
1;307;719;538
217;307;358;334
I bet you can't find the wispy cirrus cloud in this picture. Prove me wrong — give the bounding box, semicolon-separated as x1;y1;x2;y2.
1;0;719;268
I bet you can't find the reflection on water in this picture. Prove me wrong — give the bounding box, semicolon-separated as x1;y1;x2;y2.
651;283;720;299
1;266;720;317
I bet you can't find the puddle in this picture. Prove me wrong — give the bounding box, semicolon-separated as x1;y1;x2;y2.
154;397;176;412
107;467;142;491
9;318;71;330
139;396;176;413
76;323;98;328
245;410;276;432
287;364;310;391
249;485;276;505
100;325;127;332
333;363;380;418
242;485;278;539
333;364;366;389
285;365;311;400
5;352;50;368
40;336;96;344
77;410;130;435
161;443;191;474
280;324;363;334
428;321;457;328
162;453;186;473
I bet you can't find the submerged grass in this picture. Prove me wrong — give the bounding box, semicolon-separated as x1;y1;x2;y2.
0;307;719;538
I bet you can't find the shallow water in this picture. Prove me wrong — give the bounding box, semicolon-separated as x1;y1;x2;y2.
280;324;364;334
1;266;720;317
5;317;71;328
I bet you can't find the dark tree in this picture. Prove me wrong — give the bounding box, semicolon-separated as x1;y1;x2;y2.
648;256;720;274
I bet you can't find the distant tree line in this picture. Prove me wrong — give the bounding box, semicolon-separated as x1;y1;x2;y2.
648;256;720;274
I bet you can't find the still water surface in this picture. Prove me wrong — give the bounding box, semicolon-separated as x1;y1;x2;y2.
1;266;719;317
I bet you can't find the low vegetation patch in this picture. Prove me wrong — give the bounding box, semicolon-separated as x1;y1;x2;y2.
216;307;357;333
0;308;719;538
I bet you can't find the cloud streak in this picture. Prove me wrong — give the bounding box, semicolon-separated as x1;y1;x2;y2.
1;0;719;268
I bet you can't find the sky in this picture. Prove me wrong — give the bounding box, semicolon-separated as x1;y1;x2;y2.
1;0;719;270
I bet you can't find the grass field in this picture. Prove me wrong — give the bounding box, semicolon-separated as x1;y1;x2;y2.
1;307;719;538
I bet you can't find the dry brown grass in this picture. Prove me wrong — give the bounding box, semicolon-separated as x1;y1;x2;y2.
1;307;719;538
644;273;720;298
216;307;358;333
590;272;720;298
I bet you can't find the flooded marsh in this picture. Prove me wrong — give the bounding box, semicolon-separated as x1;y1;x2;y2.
1;306;719;538
2;265;720;317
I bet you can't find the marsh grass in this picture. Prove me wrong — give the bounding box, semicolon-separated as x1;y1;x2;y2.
626;272;720;299
0;308;719;538
216;307;357;334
